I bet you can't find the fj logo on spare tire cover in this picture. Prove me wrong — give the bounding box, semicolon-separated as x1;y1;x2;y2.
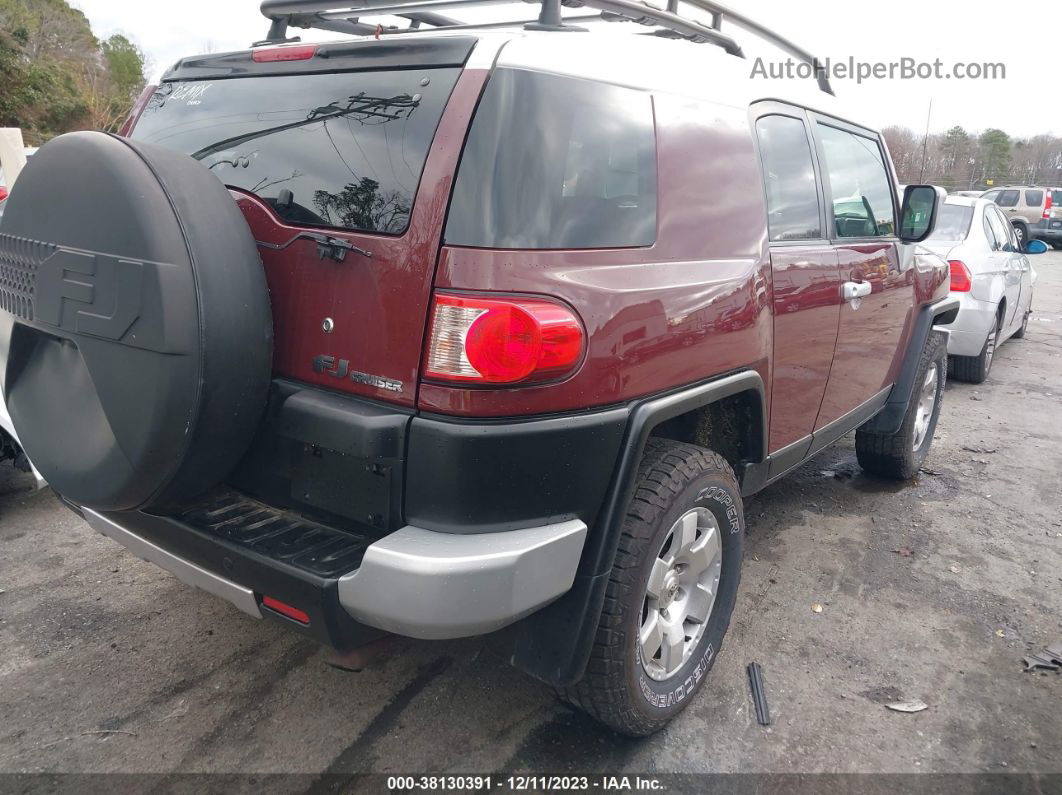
0;234;144;343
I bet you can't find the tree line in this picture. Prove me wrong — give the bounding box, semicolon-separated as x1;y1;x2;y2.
884;125;1062;191
0;0;147;145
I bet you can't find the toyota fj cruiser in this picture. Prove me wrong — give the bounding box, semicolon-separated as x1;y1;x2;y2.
0;0;958;735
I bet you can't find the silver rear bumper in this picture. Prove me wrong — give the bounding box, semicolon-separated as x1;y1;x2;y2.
84;508;263;618
338;520;587;639
83;507;586;640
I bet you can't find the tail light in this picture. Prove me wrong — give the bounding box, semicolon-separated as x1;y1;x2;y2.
0;186;7;202
949;260;972;292
425;293;584;385
1044;192;1053;220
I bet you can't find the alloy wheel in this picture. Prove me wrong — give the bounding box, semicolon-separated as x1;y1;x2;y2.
911;362;939;451
639;507;723;681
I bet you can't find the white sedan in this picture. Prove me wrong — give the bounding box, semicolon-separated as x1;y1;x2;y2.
925;196;1047;383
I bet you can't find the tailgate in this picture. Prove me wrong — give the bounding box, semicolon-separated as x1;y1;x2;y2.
130;38;481;407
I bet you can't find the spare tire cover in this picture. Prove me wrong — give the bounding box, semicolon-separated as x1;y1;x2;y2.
0;131;272;512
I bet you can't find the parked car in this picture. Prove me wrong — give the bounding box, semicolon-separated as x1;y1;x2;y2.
925;197;1047;382
0;0;959;736
980;185;1058;248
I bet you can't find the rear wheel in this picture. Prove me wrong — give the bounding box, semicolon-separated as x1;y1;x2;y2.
1011;309;1030;340
951;308;1001;384
856;331;946;479
1012;223;1028;248
560;438;744;736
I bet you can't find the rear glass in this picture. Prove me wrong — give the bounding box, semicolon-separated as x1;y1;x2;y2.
445;68;657;249
1053;190;1062;206
131;68;461;235
1025;189;1044;206
927;204;974;241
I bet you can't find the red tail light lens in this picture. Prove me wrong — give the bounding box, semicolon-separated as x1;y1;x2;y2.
1044;192;1053;219
949;260;972;292
425;294;584;385
0;186;7;202
252;44;318;62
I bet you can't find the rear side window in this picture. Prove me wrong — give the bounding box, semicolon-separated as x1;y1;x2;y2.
131;68;461;235
445;68;656;249
816;123;896;238
996;189;1020;207
755;115;822;241
1025;189;1044;207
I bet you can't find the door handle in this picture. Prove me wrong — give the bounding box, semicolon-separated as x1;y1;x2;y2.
843;281;872;301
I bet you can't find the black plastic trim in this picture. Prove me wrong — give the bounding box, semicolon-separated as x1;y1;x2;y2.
404;406;629;534
96;504;384;650
860;297;958;435
507;369;766;686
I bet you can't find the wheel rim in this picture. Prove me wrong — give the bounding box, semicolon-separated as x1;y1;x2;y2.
984;322;998;372
1015;227;1025;245
639;507;723;681
911;362;939;451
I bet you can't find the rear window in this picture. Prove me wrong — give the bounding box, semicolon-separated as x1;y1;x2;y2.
445;68;657;249
1025;189;1044;207
927;204;974;241
131;68;461;235
1053;190;1062;206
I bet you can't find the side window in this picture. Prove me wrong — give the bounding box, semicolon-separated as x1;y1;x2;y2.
982;190;1001;203
816;123;896;238
996;189;1020;207
982;212;999;251
1024;189;1044;207
755;115;822;242
986;207;1011;249
445;68;657;249
995;208;1018;249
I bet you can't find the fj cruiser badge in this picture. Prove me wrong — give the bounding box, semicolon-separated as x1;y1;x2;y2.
312;354;403;393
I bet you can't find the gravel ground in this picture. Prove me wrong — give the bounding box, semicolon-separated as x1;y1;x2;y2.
0;251;1059;781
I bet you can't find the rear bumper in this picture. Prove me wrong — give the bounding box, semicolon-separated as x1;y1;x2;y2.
1031;220;1062;241
937;292;996;358
71;382;618;646
82;502;586;642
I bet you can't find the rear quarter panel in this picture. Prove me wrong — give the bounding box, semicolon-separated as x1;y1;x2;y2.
420;93;772;417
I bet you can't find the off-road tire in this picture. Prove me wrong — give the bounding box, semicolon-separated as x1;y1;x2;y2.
856;331;947;480
1011;310;1030;340
951;308;1001;384
559;438;744;736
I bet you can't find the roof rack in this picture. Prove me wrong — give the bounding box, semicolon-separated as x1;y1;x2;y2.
259;0;833;95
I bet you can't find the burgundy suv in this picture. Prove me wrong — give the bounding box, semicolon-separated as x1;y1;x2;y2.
0;0;958;735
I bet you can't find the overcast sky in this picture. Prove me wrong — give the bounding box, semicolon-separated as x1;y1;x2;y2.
73;0;1059;138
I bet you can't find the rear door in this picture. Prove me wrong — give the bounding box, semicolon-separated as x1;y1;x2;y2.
986;206;1024;327
811;116;912;430
752;108;840;464
130;39;482;408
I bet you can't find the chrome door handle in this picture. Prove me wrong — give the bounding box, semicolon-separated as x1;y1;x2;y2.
843;281;872;301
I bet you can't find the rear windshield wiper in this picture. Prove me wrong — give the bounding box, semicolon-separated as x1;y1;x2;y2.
255;231;372;262
191;92;421;163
